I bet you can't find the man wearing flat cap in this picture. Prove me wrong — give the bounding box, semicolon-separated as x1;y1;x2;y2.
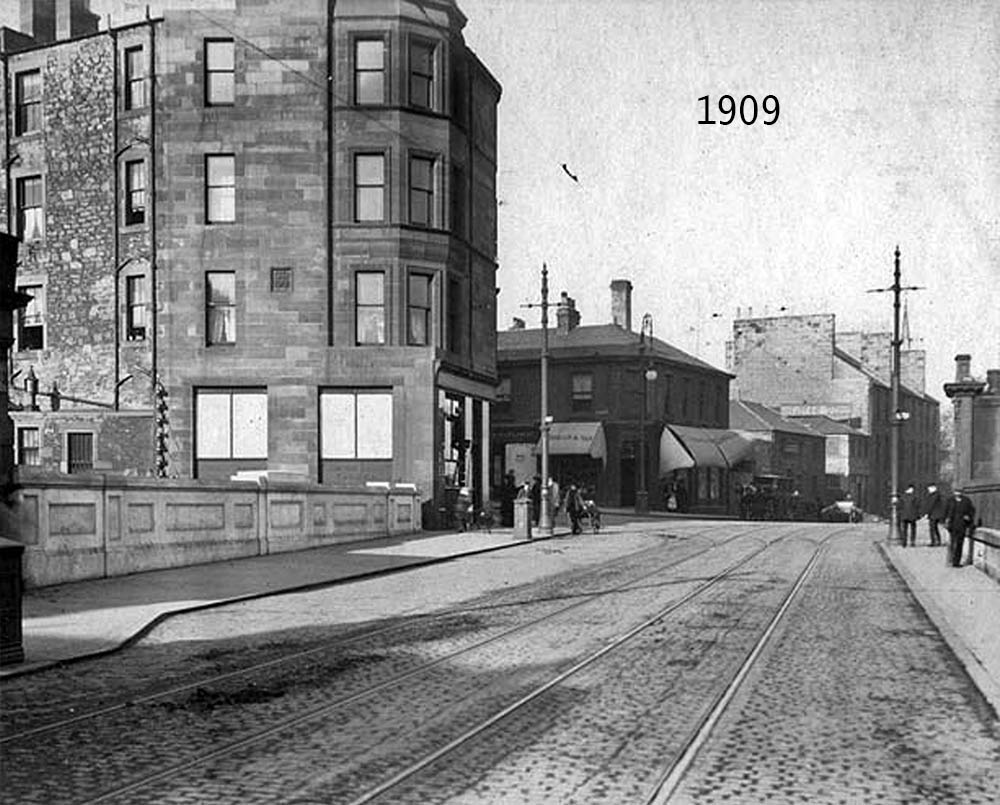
942;487;976;567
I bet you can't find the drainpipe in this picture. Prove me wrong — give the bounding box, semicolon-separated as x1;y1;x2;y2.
111;26;121;410
148;14;158;415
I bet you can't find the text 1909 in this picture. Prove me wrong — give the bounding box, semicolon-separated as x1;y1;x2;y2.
699;95;779;126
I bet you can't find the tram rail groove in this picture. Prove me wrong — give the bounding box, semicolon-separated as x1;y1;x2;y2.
3;523;775;746
344;538;788;805
69;528;790;805
646;535;835;804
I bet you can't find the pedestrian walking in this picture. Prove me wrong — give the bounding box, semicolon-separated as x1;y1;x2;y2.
942;487;976;567
898;483;919;546
453;486;472;532
565;483;584;535
548;477;561;525
529;476;541;525
923;482;945;547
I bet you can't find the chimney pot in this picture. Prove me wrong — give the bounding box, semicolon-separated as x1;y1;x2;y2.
955;354;972;382
556;292;580;334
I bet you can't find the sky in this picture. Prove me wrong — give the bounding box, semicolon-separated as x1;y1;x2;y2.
2;0;997;402
456;0;999;401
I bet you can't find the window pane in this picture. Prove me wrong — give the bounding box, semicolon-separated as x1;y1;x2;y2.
196;394;231;457
128;161;146;190
411;43;433;74
356;272;383;305
356;186;383;221
356;40;383;69
410;75;431;108
207;156;235;185
408;309;428;345
356;72;384;104
409;274;430;307
321;393;356;459
208;187;235;222
410;192;429;226
356;393;392;458
356;155;383;185
411;158;432;190
206;40;234;70
232;393;268;458
356;308;384;345
208;273;235;304
21;177;42;206
208;73;235;104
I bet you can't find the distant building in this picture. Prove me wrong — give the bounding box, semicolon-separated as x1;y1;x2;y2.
728;313;939;515
495;280;748;514
728;399;826;503
786;414;870;506
2;0;500;523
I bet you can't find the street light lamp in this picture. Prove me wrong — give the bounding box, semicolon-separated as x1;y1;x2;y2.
636;313;656;514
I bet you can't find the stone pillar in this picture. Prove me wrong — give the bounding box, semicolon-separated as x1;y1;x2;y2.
943;354;985;488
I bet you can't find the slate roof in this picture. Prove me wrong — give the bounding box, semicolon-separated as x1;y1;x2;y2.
729;399;822;437
497;324;728;375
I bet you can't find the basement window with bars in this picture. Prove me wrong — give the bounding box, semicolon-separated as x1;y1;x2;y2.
66;432;94;474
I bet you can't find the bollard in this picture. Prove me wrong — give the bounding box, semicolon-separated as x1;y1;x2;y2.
513;497;532;540
0;537;25;665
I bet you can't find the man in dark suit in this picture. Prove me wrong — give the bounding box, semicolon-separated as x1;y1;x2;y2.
923;483;946;547
898;483;919;546
942;488;976;567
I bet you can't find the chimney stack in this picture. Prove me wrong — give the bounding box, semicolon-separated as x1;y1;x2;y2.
987;369;1000;395
509;317;525;331
610;279;632;331
556;291;580;335
955;354;972;382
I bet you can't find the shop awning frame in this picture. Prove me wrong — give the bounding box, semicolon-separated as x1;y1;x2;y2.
659;425;753;475
536;421;607;462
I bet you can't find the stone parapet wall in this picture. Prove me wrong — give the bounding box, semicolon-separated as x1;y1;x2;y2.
14;476;422;588
967;482;999;583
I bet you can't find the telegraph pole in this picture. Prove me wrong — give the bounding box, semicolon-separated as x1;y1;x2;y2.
867;246;923;543
521;264;561;537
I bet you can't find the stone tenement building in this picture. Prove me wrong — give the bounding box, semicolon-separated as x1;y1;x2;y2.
727;313;939;515
2;0;500;522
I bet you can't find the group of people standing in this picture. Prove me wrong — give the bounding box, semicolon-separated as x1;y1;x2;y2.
499;472;591;535
898;482;977;567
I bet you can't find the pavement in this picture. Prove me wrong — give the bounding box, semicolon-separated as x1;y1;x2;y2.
2;522;998;720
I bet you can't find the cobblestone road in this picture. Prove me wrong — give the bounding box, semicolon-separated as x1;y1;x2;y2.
1;523;997;805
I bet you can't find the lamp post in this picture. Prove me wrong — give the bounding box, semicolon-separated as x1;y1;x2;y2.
520;264;561;537
867;246;922;543
636;313;657;514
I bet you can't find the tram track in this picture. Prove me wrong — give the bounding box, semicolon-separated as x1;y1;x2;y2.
60;525;810;805
340;527;846;805
1;522;773;745
2;522;816;805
